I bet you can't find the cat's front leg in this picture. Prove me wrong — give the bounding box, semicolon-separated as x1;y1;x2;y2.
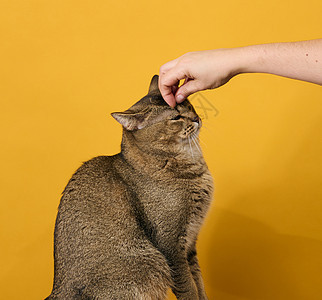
156;236;199;299
187;245;208;300
169;255;199;300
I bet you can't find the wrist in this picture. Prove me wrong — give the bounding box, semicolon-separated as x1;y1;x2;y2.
234;45;264;75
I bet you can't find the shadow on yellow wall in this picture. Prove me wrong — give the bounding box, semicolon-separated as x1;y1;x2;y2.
203;208;322;299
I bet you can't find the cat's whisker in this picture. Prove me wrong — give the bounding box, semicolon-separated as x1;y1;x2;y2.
192;131;200;142
198;138;207;148
201;125;213;131
191;134;202;155
191;135;202;155
188;136;194;158
195;136;203;154
201;124;216;135
193;129;208;150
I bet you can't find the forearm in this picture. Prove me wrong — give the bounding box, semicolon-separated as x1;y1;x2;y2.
159;39;322;106
238;39;322;85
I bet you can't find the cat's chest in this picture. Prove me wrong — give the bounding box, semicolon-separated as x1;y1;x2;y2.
141;169;212;203
139;169;213;227
182;171;214;246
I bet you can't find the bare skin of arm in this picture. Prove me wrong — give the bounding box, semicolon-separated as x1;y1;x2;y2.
159;39;322;107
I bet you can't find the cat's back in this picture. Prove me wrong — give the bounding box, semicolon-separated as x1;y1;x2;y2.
59;154;127;211
56;154;140;238
50;155;172;299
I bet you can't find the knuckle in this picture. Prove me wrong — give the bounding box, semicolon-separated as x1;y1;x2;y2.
181;85;190;95
159;66;166;75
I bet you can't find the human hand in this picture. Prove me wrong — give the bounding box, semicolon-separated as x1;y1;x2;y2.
159;49;242;107
159;40;322;107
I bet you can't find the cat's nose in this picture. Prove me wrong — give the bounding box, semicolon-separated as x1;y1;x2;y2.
192;116;200;123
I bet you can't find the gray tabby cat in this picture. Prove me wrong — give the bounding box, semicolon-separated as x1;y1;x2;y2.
46;75;214;300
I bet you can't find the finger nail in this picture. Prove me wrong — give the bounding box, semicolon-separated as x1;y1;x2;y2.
176;94;184;102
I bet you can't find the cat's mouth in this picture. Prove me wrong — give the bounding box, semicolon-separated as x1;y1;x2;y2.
192;117;202;134
182;120;201;140
179;120;202;155
192;121;201;134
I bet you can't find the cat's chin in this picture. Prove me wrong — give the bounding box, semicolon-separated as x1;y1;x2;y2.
192;122;201;136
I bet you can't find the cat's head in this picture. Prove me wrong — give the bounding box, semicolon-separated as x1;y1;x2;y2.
111;75;201;155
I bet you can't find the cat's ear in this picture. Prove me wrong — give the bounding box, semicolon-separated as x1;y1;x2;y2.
148;74;161;95
111;111;149;131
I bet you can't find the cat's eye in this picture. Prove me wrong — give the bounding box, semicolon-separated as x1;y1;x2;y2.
171;115;183;120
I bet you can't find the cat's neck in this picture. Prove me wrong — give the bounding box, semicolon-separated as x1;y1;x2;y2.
119;130;206;176
120;130;172;171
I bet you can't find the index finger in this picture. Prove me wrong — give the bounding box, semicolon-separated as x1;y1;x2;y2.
159;67;186;107
159;58;181;107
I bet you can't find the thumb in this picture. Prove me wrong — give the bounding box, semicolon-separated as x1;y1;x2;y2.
175;80;201;102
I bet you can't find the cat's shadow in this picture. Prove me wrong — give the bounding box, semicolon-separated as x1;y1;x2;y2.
200;206;322;300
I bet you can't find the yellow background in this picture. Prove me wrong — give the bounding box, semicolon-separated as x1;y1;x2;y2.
0;1;321;299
